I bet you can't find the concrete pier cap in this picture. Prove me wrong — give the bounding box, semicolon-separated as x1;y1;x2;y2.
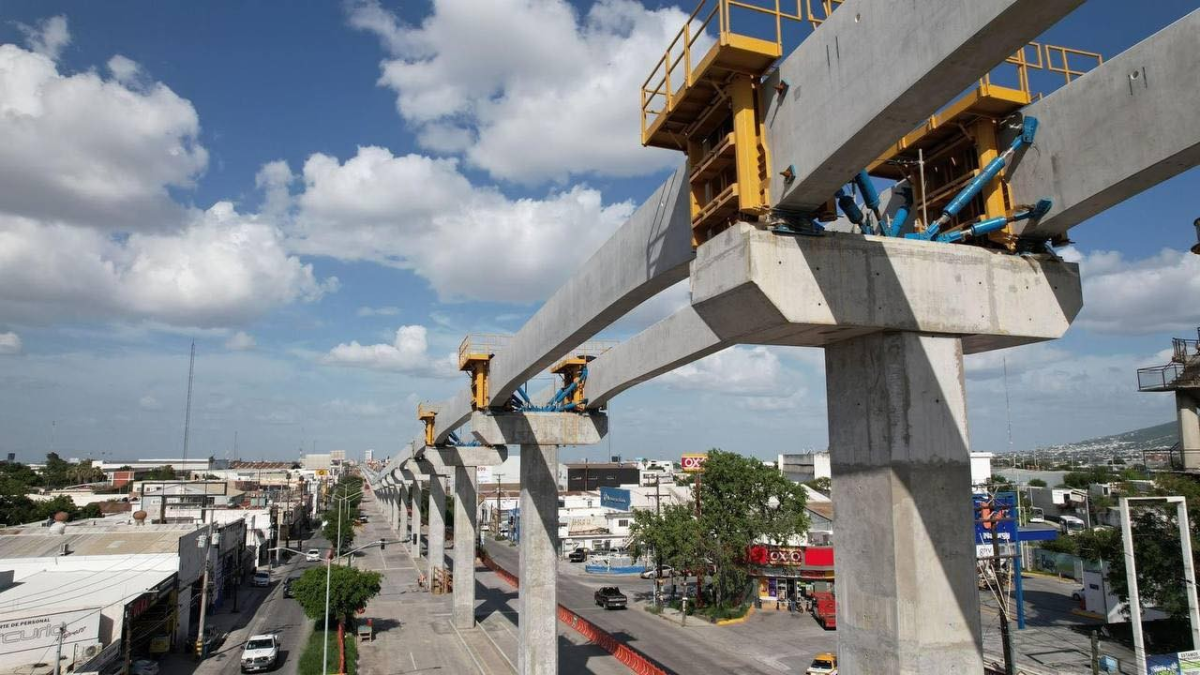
468;411;608;447
690;224;1082;351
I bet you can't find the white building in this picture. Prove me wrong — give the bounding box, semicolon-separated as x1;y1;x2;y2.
778;452;830;483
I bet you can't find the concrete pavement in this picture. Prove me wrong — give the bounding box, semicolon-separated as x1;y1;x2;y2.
358;491;628;675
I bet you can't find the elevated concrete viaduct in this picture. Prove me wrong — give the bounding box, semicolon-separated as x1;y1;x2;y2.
362;5;1200;674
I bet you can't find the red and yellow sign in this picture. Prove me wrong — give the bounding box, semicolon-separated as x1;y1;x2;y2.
680;453;707;473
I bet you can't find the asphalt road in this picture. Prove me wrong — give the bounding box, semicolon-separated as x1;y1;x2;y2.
483;539;778;675
162;527;330;675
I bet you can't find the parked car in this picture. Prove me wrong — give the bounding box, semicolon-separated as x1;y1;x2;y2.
640;566;673;579
240;634;278;673
130;659;160;675
594;587;627;610
568;548;588;562
806;652;837;675
306;548;321;562
251;571;271;587
1071;587;1085;601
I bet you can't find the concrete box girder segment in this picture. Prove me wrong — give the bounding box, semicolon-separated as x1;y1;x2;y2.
421;445;509;471
764;0;1084;213
1008;8;1200;239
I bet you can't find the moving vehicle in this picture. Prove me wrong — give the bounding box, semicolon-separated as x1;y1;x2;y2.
306;548;321;562
640;566;673;579
283;575;301;598
811;591;837;630
806;652;838;675
568;548;588;562
1059;515;1087;535
240;634;279;673
251;571;271;587
594;587;627;610
1072;587;1085;602
1028;506;1045;523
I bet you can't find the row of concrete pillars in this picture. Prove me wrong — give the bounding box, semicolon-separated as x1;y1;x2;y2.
378;443;560;674
373;331;1012;674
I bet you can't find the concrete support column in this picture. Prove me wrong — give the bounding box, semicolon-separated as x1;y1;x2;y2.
453;465;479;628
398;484;409;545
428;476;447;585
411;483;423;558
825;332;983;674
390;489;399;529
1179;391;1200;471
518;444;558;675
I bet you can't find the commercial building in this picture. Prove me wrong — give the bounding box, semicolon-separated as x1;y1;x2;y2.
561;461;639;491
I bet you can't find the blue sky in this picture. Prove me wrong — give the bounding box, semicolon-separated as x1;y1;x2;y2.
0;0;1196;465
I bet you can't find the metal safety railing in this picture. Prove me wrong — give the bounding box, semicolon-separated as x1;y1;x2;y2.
1173;335;1200;363
980;42;1102;102
457;334;511;369
641;0;837;138
1137;363;1185;391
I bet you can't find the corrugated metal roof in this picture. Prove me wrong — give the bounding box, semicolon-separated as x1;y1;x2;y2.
0;527;193;558
0;568;175;614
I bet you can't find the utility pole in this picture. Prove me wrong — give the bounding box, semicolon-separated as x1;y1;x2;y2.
52;622;66;675
1090;630;1100;675
985;493;1016;675
182;340;196;469
654;475;663;609
195;523;214;660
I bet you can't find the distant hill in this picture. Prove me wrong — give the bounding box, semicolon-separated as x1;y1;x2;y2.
1037;421;1178;455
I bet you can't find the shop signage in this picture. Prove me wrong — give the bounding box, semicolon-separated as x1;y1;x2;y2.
0;608;100;662
680;454;707;473
973;493;1017;546
599;487;631;512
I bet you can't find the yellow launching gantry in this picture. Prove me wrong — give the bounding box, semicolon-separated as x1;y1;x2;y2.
458;334;512;410
545;340;618;413
642;0;1102;250
641;0;843;247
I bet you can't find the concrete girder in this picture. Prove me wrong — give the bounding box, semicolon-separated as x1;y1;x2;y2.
586;225;1081;405
1010;8;1200;239
765;0;1084;213
433;445;509;469
468;411;607;448
412;0;1082;450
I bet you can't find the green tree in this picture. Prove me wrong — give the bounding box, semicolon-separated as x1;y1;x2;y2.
292;565;381;673
1062;467;1115;489
1028;478;1047;488
40;453;73;489
697;449;809;608
143;465;177;481
628;503;705;585
804;477;831;496
323;508;356;554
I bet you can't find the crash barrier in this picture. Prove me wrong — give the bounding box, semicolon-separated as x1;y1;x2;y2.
479;550;670;675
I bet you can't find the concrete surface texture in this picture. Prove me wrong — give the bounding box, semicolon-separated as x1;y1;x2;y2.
518;444;559;675
764;0;1083;212
454;464;479;629
1179;391;1200;471
426;474;447;584
469;411;608;447
826;332;983;673
1010;9;1200;238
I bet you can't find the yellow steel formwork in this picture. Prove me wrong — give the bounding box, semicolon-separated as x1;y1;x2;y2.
641;0;839;247
458;334;512;410
868;43;1101;248
417;402;439;447
549;340;617;411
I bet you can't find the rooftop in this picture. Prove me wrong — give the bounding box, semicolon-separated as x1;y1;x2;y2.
0;523;198;558
0;567;175;616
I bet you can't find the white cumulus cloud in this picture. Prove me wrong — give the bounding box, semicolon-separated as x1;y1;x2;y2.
0;42;207;230
0;331;22;355
225;331;257;351
322;325;457;377
659;346;787;396
285;146;633;303
17;15;70;61
1061;247;1200;335
347;0;681;184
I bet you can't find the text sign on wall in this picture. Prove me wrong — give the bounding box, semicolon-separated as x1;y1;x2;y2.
680;454;708;473
0;608;100;664
599;487;631;512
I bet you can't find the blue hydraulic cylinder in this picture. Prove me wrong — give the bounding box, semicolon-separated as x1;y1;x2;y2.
835;187;864;226
936;198;1052;243
854;170;881;218
886;187;914;237
925;116;1040;239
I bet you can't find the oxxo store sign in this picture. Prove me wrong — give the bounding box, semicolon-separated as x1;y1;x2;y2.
747;545;835;607
680;453;707;473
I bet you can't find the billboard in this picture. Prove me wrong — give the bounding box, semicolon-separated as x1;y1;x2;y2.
973;493;1017;547
680;453;708;473
0;608;101;668
476;466;493;484
599;487;631;512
